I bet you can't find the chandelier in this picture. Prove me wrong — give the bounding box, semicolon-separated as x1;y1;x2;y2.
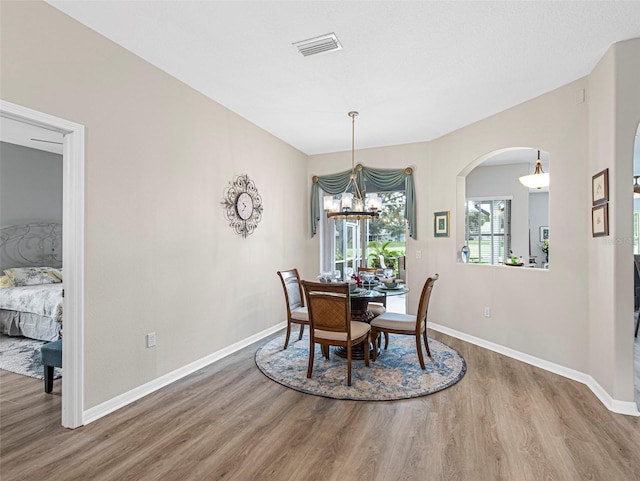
324;111;381;220
519;150;549;189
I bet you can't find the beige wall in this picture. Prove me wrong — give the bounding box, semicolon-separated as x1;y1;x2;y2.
1;2;309;408
310;78;592;374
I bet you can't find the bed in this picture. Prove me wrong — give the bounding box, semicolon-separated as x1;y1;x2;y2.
0;223;63;342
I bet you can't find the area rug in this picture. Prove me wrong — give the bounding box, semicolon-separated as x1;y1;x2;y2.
255;332;466;401
0;335;61;380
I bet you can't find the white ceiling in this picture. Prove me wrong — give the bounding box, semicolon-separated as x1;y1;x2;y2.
44;1;640;157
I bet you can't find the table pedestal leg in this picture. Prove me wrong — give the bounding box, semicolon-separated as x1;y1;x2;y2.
334;299;378;360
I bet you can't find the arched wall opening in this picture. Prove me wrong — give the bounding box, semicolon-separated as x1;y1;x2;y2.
457;147;550;268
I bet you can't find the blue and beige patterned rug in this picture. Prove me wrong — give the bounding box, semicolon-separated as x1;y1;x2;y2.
0;335;61;380
255;332;466;401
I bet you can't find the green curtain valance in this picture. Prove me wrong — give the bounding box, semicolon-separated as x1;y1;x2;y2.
310;164;416;239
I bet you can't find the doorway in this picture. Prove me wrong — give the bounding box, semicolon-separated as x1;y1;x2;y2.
0;100;85;428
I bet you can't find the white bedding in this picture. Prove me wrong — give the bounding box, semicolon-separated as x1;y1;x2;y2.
0;283;63;321
0;283;63;341
0;224;64;341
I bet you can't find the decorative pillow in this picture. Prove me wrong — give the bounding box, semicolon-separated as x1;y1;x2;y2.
3;267;62;287
0;275;13;288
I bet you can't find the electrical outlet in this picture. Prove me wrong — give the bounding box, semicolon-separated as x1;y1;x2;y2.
146;332;156;348
484;306;491;318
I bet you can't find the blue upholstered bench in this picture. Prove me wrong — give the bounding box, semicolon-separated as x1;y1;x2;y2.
40;339;62;393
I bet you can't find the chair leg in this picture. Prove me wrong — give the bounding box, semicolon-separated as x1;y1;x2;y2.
321;344;330;359
284;322;292;350
416;332;426;369
364;335;370;367
307;341;315;378
635;315;639;338
423;329;432;358
44;365;54;393
384;332;389;350
371;328;378;362
298;323;305;340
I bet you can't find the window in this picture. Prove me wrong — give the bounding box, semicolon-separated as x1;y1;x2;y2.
321;191;406;278
465;199;511;264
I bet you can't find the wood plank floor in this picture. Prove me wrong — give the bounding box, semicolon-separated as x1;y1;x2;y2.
1;330;639;481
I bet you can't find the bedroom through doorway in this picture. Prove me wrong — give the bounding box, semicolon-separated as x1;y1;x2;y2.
0;100;85;428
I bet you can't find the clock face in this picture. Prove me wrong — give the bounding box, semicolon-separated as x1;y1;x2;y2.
236;192;254;220
221;174;264;238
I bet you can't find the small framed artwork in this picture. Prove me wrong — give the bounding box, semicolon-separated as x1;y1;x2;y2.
539;226;549;242
592;168;609;205
592;204;609;237
434;211;450;237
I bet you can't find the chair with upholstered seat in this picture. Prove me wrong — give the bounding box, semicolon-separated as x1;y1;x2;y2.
277;268;310;349
357;266;389;348
301;280;371;386
370;274;439;369
357;267;387;317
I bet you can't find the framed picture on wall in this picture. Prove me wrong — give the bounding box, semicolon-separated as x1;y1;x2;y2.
592;204;609;237
539;226;549;242
434;211;450;237
592;168;609;205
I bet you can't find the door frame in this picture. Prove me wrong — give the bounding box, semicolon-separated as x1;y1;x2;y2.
1;99;85;428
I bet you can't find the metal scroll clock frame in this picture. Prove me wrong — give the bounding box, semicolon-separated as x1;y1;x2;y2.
221;174;264;238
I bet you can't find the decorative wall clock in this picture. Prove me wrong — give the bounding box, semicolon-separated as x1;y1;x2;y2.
221;174;264;238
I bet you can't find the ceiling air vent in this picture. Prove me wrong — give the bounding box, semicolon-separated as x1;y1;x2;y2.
293;33;342;57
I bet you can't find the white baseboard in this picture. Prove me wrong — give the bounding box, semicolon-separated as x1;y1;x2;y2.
83;321;638;424
429;322;640;417
82;322;286;425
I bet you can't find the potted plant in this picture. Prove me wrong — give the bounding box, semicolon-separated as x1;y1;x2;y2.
367;241;400;273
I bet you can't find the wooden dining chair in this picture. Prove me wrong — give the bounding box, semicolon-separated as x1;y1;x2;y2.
277;268;309;349
370;274;439;369
357;266;390;348
301;280;371;386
